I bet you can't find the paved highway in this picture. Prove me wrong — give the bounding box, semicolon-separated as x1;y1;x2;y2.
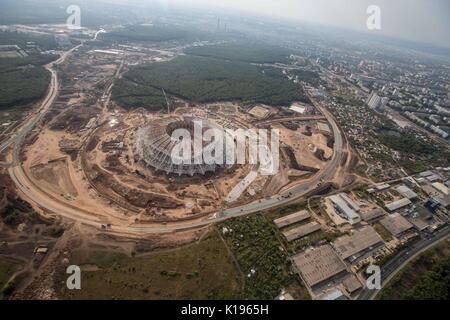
358;226;450;300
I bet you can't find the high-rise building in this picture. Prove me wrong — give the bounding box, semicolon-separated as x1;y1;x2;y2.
366;91;387;113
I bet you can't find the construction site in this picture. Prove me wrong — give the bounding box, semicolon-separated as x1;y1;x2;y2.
0;36;345;232
0;29;360;300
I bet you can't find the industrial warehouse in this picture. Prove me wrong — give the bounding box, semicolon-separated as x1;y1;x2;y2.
292;245;348;291
333;227;384;262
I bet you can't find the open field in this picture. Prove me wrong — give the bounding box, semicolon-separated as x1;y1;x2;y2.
59;232;243;300
378;239;450;300
30;158;78;197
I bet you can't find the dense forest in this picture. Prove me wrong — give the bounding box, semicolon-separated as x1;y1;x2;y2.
112;79;168;112
402;258;449;300
378;241;450;300
185;43;292;64
0;31;58;109
0;54;57;72
0;30;57;51
0;67;51;109
113;55;305;111
289;69;325;87
100;25;188;43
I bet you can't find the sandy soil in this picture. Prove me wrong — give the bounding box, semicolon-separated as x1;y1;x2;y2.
276;124;333;169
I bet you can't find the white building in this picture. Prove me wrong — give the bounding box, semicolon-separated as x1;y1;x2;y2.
385;198;412;212
328;193;361;225
396;185;418;200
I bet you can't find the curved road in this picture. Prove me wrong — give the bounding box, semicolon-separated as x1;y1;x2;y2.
0;29;103;156
5;45;344;236
358;226;450;300
0;45;82;156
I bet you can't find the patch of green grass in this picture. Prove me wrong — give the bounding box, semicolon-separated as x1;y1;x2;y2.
0;205;19;226
1;280;15;296
0;259;19;291
288;230;344;253
59;233;242;300
354;164;368;178
26;211;39;224
373;222;393;242
43;226;65;238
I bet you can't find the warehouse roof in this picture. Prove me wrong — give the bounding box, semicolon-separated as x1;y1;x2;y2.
380;213;414;237
360;208;385;222
273;210;310;229
396;185;418;200
385;198;412;212
419;171;434;177
292;245;347;288
426;174;441;182
333;226;383;260
343;275;362;294
283;222;321;242
432;182;449;196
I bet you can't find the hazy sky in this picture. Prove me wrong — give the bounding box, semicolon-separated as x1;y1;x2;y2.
154;0;450;48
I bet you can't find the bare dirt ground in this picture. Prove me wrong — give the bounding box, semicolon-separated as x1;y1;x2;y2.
30;158;78;197
277;124;333;170
22;129;127;222
16;103;339;234
6;43;339;241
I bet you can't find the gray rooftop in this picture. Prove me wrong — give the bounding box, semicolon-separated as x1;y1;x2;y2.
380;213;414;237
292;245;347;288
283;222;321;242
333;226;383;260
273;210;311;229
